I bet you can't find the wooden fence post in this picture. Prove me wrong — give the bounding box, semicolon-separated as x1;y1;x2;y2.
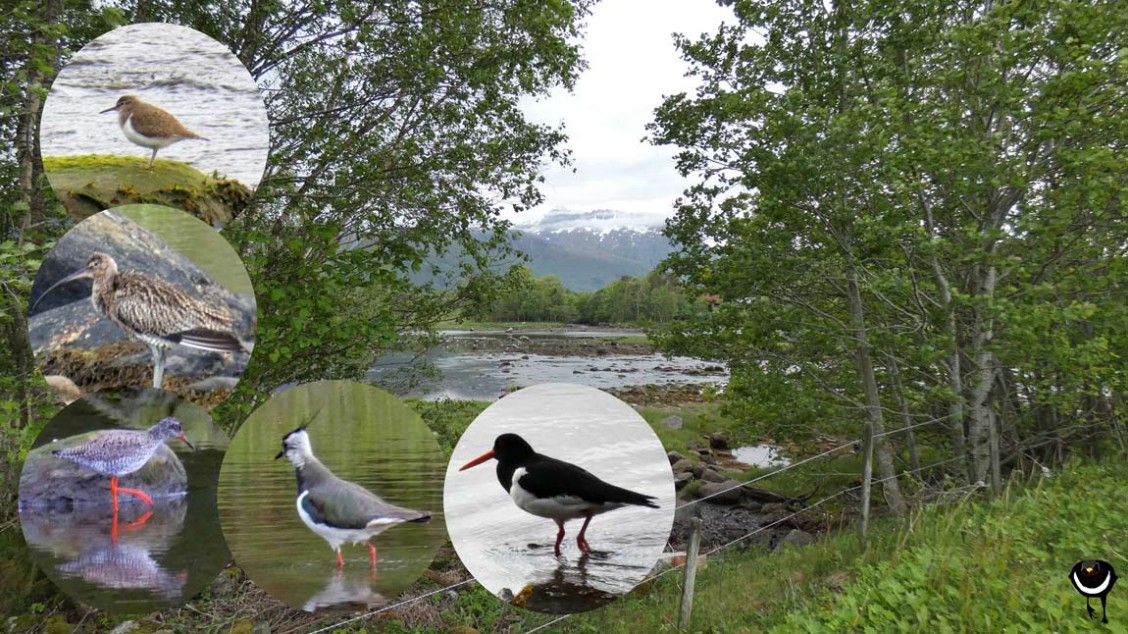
678;518;703;631
859;420;873;542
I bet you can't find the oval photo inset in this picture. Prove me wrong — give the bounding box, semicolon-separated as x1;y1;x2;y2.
217;381;446;613
445;383;676;614
17;388;230;612
39;22;269;226
27;205;256;409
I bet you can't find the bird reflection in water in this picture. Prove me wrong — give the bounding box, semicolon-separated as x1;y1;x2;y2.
57;542;187;600
20;495;190;603
499;553;620;614
301;572;387;613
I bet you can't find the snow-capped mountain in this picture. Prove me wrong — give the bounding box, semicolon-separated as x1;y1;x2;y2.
510;209;675;290
514;208;667;234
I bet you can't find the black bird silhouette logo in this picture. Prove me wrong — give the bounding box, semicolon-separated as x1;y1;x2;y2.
1070;560;1118;623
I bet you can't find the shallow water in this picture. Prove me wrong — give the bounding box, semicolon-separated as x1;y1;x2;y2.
444;383;675;613
371;333;726;401
217;381;446;612
41;23;268;189
732;444;790;468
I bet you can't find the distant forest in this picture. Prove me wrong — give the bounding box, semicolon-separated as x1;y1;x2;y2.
466;264;704;324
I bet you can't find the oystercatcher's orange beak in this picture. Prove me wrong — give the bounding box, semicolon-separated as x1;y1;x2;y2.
460;449;496;471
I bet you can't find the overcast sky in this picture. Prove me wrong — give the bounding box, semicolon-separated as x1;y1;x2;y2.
517;0;732;223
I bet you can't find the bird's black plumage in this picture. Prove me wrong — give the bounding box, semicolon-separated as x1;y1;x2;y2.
488;433;658;507
461;432;660;557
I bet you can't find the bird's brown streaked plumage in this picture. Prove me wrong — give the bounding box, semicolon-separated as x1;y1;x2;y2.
33;252;245;388
100;95;207;168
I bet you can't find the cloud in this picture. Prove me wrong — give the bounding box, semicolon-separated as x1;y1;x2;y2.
517;0;731;221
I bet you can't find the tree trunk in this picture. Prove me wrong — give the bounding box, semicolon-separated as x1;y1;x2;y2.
15;0;61;243
919;195;966;475
845;263;905;513
888;355;921;475
967;263;997;485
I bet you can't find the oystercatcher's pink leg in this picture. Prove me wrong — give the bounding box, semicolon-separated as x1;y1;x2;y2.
335;549;344;569
368;543;378;568
576;511;594;553
553;519;566;557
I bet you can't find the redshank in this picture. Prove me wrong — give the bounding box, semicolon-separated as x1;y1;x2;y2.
31;251;245;389
460;433;659;556
52;417;195;512
275;426;431;569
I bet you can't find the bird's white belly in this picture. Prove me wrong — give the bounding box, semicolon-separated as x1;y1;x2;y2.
295;490;400;551
509;469;623;520
123;115;179;149
1073;571;1112;595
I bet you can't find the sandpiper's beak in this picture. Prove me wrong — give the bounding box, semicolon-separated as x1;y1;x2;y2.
30;265;93;312
178;433;195;451
460;448;496;471
100;104;120;114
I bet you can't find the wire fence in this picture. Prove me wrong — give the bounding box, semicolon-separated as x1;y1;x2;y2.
310;412;968;634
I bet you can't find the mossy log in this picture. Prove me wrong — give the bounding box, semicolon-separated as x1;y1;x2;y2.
44;155;252;226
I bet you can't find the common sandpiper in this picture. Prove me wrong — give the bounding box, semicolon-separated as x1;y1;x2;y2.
100;95;207;168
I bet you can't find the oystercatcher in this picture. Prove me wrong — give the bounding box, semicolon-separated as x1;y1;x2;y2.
1070;560;1118;623
275;426;431;569
459;433;659;557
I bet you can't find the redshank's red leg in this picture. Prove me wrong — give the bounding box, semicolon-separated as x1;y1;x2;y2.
335;549;344;569
110;476;120;514
124;510;154;529
111;500;120;543
576;512;594;553
553;519;566;557
115;485;154;505
368;543;378;568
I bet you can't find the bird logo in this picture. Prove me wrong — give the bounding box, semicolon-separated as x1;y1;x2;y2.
1070;560;1118;623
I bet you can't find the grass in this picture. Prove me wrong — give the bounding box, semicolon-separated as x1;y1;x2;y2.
545;460;1128;633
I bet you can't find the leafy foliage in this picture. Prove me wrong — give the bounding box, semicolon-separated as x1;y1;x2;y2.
649;0;1128;482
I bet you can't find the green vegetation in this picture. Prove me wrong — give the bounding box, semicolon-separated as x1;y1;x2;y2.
3;0;1127;632
42;155;252;225
466;264;704;326
548;461;1128;633
649;0;1128;504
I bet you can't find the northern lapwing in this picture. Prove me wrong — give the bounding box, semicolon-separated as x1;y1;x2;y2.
1070;560;1118;623
31;252;246;389
459;433;659;557
52;417;194;513
275;426;431;569
100;95;207;168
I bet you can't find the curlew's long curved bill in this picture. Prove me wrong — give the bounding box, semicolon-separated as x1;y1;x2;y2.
30;266;94;313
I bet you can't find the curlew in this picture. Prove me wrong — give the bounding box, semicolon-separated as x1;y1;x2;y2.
101;95;207;168
32;251;245;388
52;416;195;513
